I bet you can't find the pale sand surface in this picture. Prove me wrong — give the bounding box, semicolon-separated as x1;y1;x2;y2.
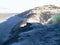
0;13;17;23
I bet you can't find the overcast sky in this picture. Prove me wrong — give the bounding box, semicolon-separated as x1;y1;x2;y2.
0;0;60;13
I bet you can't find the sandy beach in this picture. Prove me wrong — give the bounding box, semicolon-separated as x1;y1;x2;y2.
0;13;16;23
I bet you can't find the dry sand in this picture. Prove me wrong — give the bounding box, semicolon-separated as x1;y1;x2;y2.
0;13;17;23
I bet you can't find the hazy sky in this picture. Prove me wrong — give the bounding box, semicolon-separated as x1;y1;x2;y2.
0;0;60;13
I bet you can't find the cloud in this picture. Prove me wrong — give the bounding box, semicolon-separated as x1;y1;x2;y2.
0;0;60;13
